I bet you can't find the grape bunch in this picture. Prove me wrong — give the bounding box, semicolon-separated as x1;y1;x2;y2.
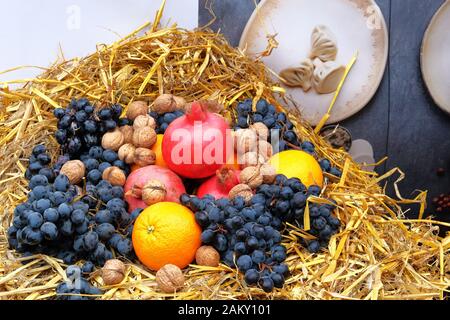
8;143;139;266
150;110;184;134
53;98;128;158
254;175;341;253
56;264;102;300
24;145;54;181
181;193;289;293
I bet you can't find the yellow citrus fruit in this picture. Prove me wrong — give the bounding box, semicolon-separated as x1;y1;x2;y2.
151;134;168;168
268;150;323;188
132;202;201;270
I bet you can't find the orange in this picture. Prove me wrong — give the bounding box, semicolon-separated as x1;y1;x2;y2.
151;134;167;168
132;202;201;270
268;150;323;188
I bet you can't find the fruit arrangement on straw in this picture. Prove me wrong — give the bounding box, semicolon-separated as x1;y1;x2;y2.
0;4;449;300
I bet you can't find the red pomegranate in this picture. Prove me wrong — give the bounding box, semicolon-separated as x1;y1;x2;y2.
197;167;240;199
162;101;232;179
124;165;186;212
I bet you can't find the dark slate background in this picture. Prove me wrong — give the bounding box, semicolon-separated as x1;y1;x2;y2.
199;0;450;220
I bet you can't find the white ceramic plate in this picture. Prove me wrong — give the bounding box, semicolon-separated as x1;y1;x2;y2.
239;0;388;125
421;0;450;115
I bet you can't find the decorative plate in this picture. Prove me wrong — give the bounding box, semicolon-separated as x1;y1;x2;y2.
421;0;450;115
239;0;389;125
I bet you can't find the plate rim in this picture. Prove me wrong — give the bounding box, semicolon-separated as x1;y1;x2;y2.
420;0;450;115
238;0;389;125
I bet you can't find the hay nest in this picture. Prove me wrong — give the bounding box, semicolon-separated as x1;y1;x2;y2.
1;5;449;300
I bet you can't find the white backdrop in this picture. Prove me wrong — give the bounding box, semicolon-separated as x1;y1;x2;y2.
0;0;198;82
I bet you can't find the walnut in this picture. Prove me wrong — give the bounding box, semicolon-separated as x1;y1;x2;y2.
239;152;265;169
60;160;85;184
102;259;126;285
228;184;253;203
156;264;185;293
257;140;273;160
134;148;156;167
126;101;149;120
195;246;220;267
141;180;166;205
235;129;258;154
132;127;157;148
259;163;277;184
102;166;126;186
102;128;125;151
239;166;263;189
119;125;134;144
250;122;269;141
153;94;186;114
118;143;136;164
133;114;156;130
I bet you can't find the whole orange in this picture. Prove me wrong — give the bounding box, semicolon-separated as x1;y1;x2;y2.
268;150;323;188
132;202;201;270
151;134;167;168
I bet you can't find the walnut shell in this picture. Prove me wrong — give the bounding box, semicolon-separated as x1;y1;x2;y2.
250;122;269;141
195;246;220;267
133;114;156;130
239;166;263;189
119;125;134;144
60;160;85;184
102;259;126;285
132;127;157;148
199;100;224;114
102;128;125;151
156;264;185;293
126;101;149;120
259;163;277;184
153;94;186;114
228;184;253;203
141;180;166;205
235;129;258;154
102;166;126;186
134;148;156;167
257;140;273;160
118;143;136;164
239;152;265;169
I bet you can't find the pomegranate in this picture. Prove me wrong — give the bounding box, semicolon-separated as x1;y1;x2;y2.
162;101;232;179
124;165;186;212
197;167;240;199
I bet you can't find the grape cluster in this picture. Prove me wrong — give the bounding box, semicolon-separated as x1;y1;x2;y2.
53;98;128;158
254;175;341;253
150;110;184;134
8;143;139;266
24;145;54;182
181;193;289;293
56;264;102;300
181;174;342;292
